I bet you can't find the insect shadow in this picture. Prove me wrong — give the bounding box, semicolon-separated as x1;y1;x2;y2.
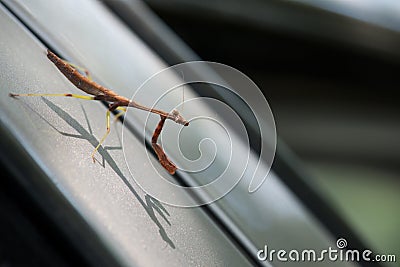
10;50;189;174
18;97;175;249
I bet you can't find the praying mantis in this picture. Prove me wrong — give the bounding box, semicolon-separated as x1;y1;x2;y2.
10;49;189;174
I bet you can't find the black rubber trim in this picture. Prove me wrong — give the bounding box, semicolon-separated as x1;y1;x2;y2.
101;1;384;267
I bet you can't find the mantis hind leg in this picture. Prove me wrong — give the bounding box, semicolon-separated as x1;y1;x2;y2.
9;55;93;99
9;93;95;100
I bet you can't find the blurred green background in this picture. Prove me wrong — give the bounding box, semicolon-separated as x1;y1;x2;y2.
144;0;400;263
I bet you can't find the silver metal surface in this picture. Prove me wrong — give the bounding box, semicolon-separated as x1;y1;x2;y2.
0;3;252;267
0;0;362;266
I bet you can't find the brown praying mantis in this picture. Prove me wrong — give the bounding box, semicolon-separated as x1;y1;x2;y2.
10;49;189;174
